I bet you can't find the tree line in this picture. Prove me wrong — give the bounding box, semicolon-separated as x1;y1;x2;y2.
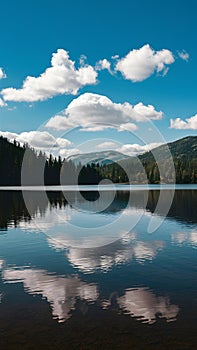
0;136;196;185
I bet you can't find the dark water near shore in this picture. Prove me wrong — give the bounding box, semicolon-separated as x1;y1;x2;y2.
0;186;196;349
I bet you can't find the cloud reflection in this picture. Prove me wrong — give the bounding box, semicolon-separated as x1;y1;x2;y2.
48;234;164;273
2;265;179;325
103;288;179;324
3;268;98;323
0;259;4;270
18;205;71;232
171;231;197;247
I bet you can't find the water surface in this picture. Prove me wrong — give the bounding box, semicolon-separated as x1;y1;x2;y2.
0;186;196;349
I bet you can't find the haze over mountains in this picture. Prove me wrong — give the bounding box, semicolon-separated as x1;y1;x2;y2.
67;150;130;166
68;136;197;166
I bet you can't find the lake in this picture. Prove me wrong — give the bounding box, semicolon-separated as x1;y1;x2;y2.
0;185;196;349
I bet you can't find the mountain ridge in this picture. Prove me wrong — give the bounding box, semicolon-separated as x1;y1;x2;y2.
66;150;130;166
0;135;196;185
66;136;197;166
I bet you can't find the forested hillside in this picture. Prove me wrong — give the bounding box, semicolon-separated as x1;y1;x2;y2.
0;136;63;185
99;136;197;184
0;136;196;185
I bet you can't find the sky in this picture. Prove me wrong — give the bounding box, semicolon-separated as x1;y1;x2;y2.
0;0;196;157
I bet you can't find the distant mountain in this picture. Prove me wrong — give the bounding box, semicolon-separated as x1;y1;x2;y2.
66;136;197;184
67;150;129;166
0;135;196;185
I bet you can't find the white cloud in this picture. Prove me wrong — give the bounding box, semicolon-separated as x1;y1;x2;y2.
97;141;162;156
0;67;6;80
46;93;163;131
95;59;112;73
0;130;71;150
17;131;71;149
97;141;118;150
111;54;119;60
178;50;189;62
170;114;197;129
118;123;138;132
0;131;18;140
59;148;81;158
1;49;98;102
79;54;87;66
115;44;175;82
119;142;162;156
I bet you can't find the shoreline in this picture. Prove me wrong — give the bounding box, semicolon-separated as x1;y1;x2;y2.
0;184;196;191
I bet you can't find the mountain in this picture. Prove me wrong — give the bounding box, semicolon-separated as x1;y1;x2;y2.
0;135;196;185
139;136;197;163
67;136;197;166
67;150;129;166
65;136;197;184
108;136;197;184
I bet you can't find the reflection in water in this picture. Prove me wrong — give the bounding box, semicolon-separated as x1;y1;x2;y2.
171;231;197;247
1;189;197;232
2;266;179;325
49;235;164;273
1;189;196;273
103;288;179;324
0;259;4;270
0;191;31;231
0;259;4;303
146;190;197;224
0;188;196;348
18;205;71;231
3;268;98;323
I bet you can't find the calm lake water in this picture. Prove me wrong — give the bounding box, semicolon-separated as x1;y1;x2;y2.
0;186;196;349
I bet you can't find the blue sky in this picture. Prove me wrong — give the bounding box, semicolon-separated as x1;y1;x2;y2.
0;0;196;157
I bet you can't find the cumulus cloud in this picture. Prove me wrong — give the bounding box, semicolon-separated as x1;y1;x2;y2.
1;49;98;102
0;130;71;150
97;141;162;156
118;123;138;132
170;114;197;129
119;142;163;156
115;44;175;82
46;93;163;131
97;141;117;150
95;59;112;73
0;131;18;140
178;50;189;62
0;68;6;80
59;148;81;158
